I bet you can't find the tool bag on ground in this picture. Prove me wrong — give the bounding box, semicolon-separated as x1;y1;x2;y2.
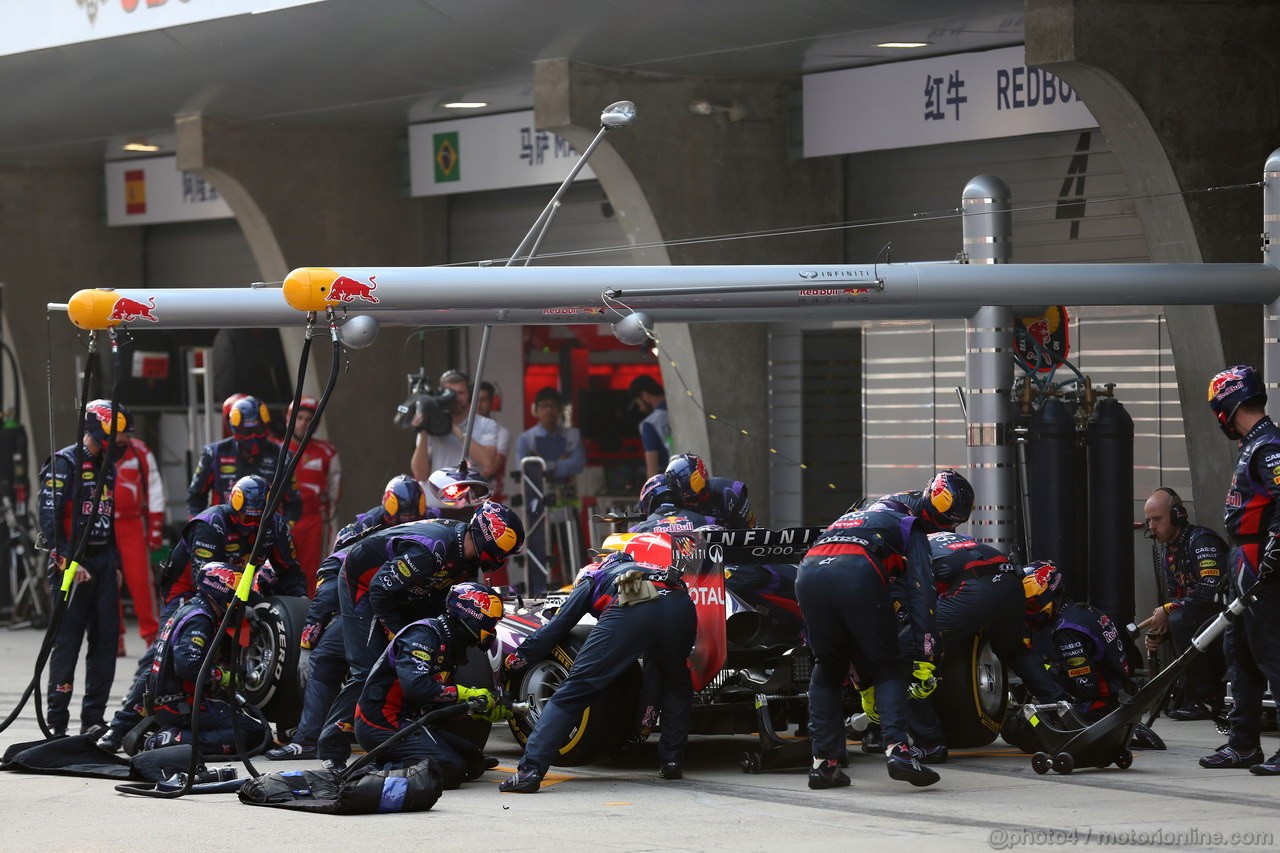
238;758;444;815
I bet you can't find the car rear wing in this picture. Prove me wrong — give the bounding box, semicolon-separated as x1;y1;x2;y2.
667;527;825;570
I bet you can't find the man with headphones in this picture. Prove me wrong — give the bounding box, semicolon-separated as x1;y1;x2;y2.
1142;486;1228;720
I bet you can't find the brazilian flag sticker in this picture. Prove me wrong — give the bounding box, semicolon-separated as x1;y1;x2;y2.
434;132;459;183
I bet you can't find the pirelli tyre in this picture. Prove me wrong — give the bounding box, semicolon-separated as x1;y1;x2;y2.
934;633;1008;748
505;633;640;766
243;595;309;736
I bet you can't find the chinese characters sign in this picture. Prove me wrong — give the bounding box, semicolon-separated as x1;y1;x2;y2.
409;110;594;197
105;156;232;226
803;46;1097;157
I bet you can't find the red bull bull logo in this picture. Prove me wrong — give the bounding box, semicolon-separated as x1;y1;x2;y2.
328;274;380;304
107;295;158;323
482;507;518;553
457;587;502;618
1208;367;1247;402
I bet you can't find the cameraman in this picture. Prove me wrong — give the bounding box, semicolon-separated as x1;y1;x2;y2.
410;369;498;486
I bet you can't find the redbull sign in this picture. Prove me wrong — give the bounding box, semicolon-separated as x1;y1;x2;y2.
107;295;158;323
328;275;379;305
105;156;232;226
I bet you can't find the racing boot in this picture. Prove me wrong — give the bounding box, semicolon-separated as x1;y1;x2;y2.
659;762;683;780
1199;744;1263;768
266;742;317;760
911;743;949;764
886;742;940;787
1166;702;1214;722
808;757;850;790
1129;722;1165;750
95;727;125;754
859;723;882;754
1248;750;1280;776
499;765;544;793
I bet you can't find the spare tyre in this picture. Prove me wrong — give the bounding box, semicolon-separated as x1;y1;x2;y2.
242;595;309;736
934;633;1007;748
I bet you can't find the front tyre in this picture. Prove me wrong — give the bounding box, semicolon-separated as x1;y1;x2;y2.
505;642;638;766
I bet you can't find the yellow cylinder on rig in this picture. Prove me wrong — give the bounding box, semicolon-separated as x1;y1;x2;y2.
67;289;129;330
282;268;342;313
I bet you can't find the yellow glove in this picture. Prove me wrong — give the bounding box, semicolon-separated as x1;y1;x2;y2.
479;702;515;724
908;661;938;699
859;686;880;724
455;685;496;715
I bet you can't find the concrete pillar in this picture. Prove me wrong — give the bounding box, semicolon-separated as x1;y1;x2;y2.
0;164;143;465
1026;0;1280;523
962;175;1016;553
175;114;449;521
533;60;843;524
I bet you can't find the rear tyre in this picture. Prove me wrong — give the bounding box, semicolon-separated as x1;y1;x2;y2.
934;633;1008;748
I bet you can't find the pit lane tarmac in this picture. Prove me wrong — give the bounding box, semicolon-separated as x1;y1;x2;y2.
0;626;1275;853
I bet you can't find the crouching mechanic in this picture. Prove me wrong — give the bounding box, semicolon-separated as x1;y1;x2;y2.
500;550;697;792
907;533;1069;760
354;582;508;788
267;477;431;760
317;501;524;770
1022;560;1160;748
141;562;266;755
797;470;973;790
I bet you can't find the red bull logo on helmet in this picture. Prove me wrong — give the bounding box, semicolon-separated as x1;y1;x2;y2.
107;295;158;323
328;274;380;304
482;506;519;553
928;475;955;514
203;565;240;593
1208;367;1248;403
456;586;502;619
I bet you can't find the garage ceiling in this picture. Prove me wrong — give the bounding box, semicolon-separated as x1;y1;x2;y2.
0;0;1023;164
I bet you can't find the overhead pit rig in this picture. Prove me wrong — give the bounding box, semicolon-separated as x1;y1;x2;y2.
52;147;1280;634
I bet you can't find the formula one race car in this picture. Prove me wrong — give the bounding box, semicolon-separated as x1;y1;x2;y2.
491;526;1009;771
258;524;1008;766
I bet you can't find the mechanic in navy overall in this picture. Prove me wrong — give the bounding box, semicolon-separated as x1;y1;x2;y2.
266;475;431;761
906;533;1069;761
354;582;509;788
628;473;712;533
665;452;755;529
333;474;432;548
141;561;267;755
1201;365;1280;773
96;474;303;752
186;394;301;524
317;501;523;770
1141;486;1227;720
1021;561;1134;720
796;469;972;790
39;400;126;739
499;550;697;792
162;474;305;606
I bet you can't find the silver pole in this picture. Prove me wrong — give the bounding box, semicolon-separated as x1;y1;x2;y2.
962;175;1016;552
1264;147;1280;417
